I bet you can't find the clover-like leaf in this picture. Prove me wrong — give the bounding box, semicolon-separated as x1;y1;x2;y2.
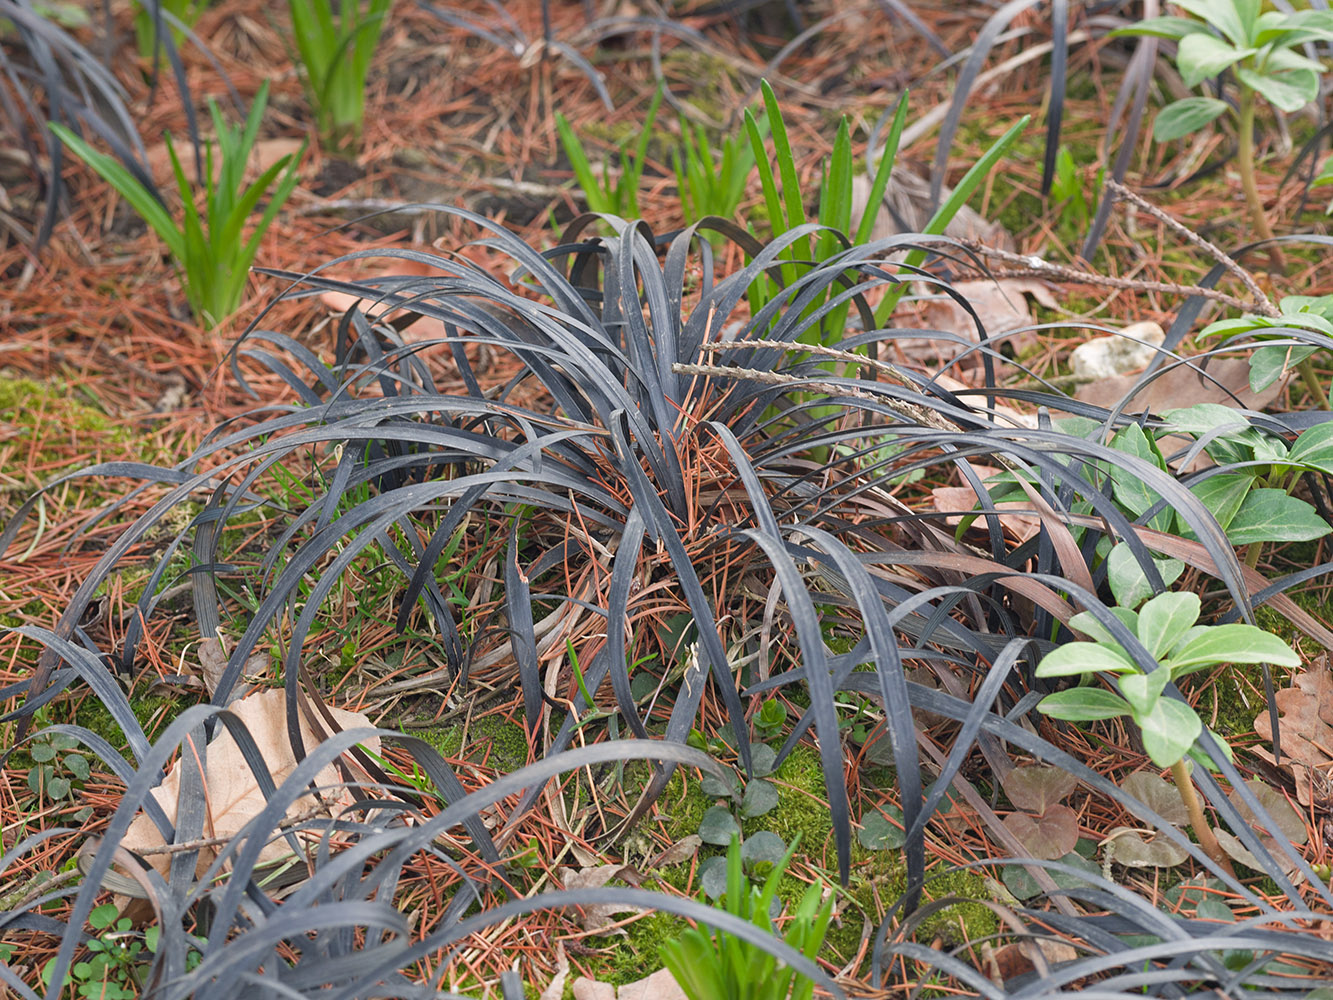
1105;827;1188;868
698;805;741;846
741;831;787;871
699;855;729;899
857;805;905;851
740;779;780;819
1120;771;1190;826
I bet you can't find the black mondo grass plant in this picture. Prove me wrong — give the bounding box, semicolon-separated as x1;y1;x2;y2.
5;207;1333;997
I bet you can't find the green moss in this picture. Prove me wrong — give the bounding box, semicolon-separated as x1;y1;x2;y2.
62;691;177;752
418;714;530;771
742;745;834;855
572;908;686;992
0;376;134;459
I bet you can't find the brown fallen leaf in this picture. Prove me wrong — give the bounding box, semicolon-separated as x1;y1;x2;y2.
984;937;1081;985
1253;657;1333;808
891;279;1052;372
142;136;305;188
196;636;269;698
122;687;379;882
930;486;1041;545
556;865;644;933
571;968;688;1000
1075;358;1285;413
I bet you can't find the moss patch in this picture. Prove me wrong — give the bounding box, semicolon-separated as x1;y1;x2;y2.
419;714;530;771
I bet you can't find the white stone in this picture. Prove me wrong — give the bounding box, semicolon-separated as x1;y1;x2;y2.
1070;321;1166;380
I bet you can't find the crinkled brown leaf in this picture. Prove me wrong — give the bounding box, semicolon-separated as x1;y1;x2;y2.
1003;805;1078;861
1002;765;1078;814
891;279;1049;371
556;865;643;933
1253;658;1333;807
122;688;378;880
1076;358;1284;412
1229;779;1308;846
649;834;701;869
196;637;269;698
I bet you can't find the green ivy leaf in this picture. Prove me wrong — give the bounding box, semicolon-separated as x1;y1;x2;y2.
1287;421;1333;475
1187;474;1255;534
1137;697;1203;768
1137;592;1201;660
1177;34;1253;89
1250;343;1318;391
1037;687;1132;721
1036;641;1138;678
1225;489;1331;545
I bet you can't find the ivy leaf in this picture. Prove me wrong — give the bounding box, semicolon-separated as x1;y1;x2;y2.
1169;623;1301;675
1186;474;1254;534
1287;421;1333;475
1137;591;1201;660
1224;489;1331;546
857;805;905;850
1001;850;1099;901
1037;687;1132;721
1120;771;1190;826
740;779;779;819
699;855;729;899
1036;641;1138;678
1250;343;1317;391
1137;698;1203;768
701;770;740;799
1177;34;1254;89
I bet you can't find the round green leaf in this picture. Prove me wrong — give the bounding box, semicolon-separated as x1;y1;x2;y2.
46;777;70;800
740;779;779;819
857;805;905;851
65;755;90;782
698;805;741;846
701;770;740;800
29;743;55;763
699;855;729;900
750;743;777;778
741;831;787;870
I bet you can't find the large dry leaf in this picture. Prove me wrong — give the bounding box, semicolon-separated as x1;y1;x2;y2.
930;487;1041;544
571;969;687;1000
143;137;304;188
196;637;269;698
556;865;644;933
1253;659;1333;807
1216;779;1308;880
123;688;378;880
891;279;1052;370
851;168;1012;247
1075;358;1285;413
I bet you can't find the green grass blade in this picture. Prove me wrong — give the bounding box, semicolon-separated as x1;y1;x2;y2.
50;124;185;260
555;112;610;214
854;90;909;245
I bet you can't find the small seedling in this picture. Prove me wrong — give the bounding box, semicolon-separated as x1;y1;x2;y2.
287;0;393;155
50;82;303;329
661;835;832;1000
1035;590;1300;874
42;904;144;1000
556;85;663;219
27;730;91;818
